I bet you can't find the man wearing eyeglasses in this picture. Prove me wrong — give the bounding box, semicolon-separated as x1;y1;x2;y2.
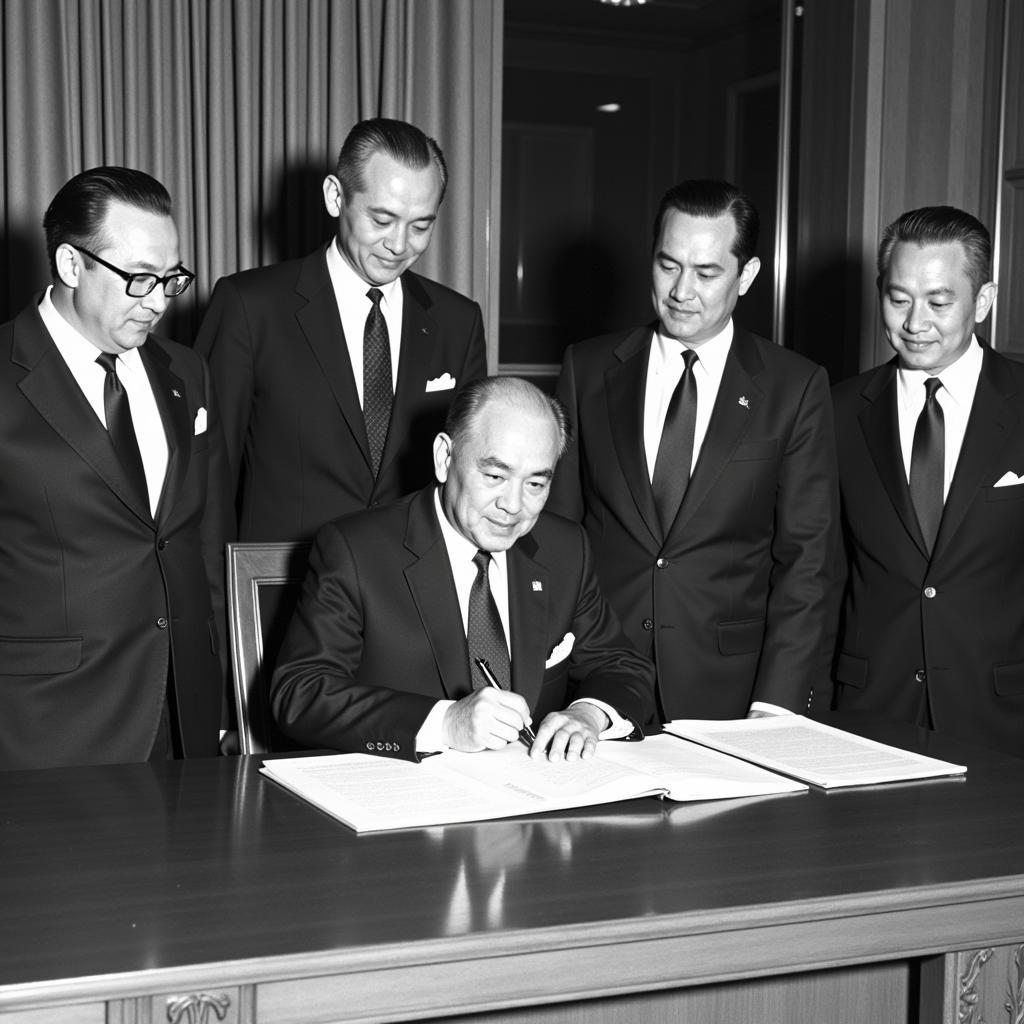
0;166;232;769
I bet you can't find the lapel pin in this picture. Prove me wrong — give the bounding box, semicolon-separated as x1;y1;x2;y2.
738;396;750;409
532;580;543;592
171;388;182;398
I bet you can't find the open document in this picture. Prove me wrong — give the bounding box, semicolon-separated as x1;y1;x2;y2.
260;734;806;833
664;716;967;789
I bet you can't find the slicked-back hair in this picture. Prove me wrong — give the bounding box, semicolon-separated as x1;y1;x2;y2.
653;179;760;269
334;117;448;204
445;376;572;461
877;205;992;297
43;166;173;278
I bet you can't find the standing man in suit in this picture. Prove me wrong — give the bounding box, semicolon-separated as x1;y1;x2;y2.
549;179;839;723
271;376;654;761
195;117;487;543
0;167;231;769
833;206;1024;758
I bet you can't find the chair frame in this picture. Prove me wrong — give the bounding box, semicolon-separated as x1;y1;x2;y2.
226;541;310;755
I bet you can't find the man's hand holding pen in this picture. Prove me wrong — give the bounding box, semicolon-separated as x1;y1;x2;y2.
442;686;535;753
440;657;609;761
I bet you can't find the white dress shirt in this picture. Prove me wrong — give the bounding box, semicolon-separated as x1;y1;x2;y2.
896;337;983;500
643;320;733;479
38;287;168;516
416;489;629;750
326;240;403;403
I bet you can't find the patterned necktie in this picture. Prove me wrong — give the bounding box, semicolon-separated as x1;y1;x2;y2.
95;351;149;509
909;376;945;553
363;287;393;476
467;549;511;689
652;347;699;534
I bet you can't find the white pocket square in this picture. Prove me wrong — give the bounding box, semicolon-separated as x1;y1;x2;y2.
425;373;456;393
194;407;207;435
994;471;1024;487
545;632;575;669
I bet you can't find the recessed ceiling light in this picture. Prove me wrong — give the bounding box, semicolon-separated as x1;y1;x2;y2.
597;103;621;113
600;0;647;6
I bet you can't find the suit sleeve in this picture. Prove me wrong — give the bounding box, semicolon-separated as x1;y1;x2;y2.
755;364;840;712
270;522;436;760
547;345;585;521
194;277;254;525
199;355;234;680
565;527;655;731
457;301;488;386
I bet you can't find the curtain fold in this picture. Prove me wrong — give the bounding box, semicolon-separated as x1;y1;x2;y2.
0;0;499;353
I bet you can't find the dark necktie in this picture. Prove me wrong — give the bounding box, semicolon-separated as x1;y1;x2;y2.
95;351;149;509
909;376;945;552
363;287;393;477
652;348;699;534
467;549;511;689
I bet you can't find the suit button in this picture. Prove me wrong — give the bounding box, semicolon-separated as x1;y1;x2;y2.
157;538;167;550
656;558;668;569
914;669;927;683
923;586;937;599
155;617;168;629
642;618;654;631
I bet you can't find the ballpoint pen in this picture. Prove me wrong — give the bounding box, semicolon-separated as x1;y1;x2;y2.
473;657;537;750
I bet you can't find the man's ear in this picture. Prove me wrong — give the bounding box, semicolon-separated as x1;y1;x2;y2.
737;256;761;296
974;281;997;324
433;432;453;483
54;243;81;289
322;175;343;219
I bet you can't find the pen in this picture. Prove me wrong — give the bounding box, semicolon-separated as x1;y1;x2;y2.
473;657;537;750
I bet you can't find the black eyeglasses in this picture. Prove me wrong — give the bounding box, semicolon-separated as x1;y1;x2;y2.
74;246;195;298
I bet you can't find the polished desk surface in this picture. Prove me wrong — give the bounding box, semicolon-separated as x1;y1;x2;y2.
1;714;1023;1012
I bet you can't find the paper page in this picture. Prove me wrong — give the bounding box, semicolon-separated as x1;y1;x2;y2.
430;744;664;805
261;755;511;832
261;746;662;833
598;734;808;800
664;717;967;789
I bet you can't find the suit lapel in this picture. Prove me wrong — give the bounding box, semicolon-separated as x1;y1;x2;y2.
140;340;189;523
857;360;929;557
934;349;1020;558
605;326;661;546
666;328;762;540
403;488;473;699
379;273;434;486
294;246;374;474
507;533;547;708
13;303;152;525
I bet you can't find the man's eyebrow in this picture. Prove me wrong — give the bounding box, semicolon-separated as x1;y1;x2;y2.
367;203;437;224
477;456;554;479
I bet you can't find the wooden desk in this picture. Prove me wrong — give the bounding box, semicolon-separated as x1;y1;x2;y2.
1;715;1022;1024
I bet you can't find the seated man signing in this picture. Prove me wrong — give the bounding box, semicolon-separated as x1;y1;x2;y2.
271;376;655;761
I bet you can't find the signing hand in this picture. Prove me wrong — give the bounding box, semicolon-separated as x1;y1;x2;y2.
443;687;533;752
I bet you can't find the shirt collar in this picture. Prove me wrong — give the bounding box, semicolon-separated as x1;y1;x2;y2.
433;486;509;575
653;318;733;377
326;238;402;308
37;285;144;374
897;335;983;411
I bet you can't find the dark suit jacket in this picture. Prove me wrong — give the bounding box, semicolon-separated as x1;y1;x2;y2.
194;245;487;542
832;349;1024;757
0;301;232;769
270;486;655;759
549;324;839;722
